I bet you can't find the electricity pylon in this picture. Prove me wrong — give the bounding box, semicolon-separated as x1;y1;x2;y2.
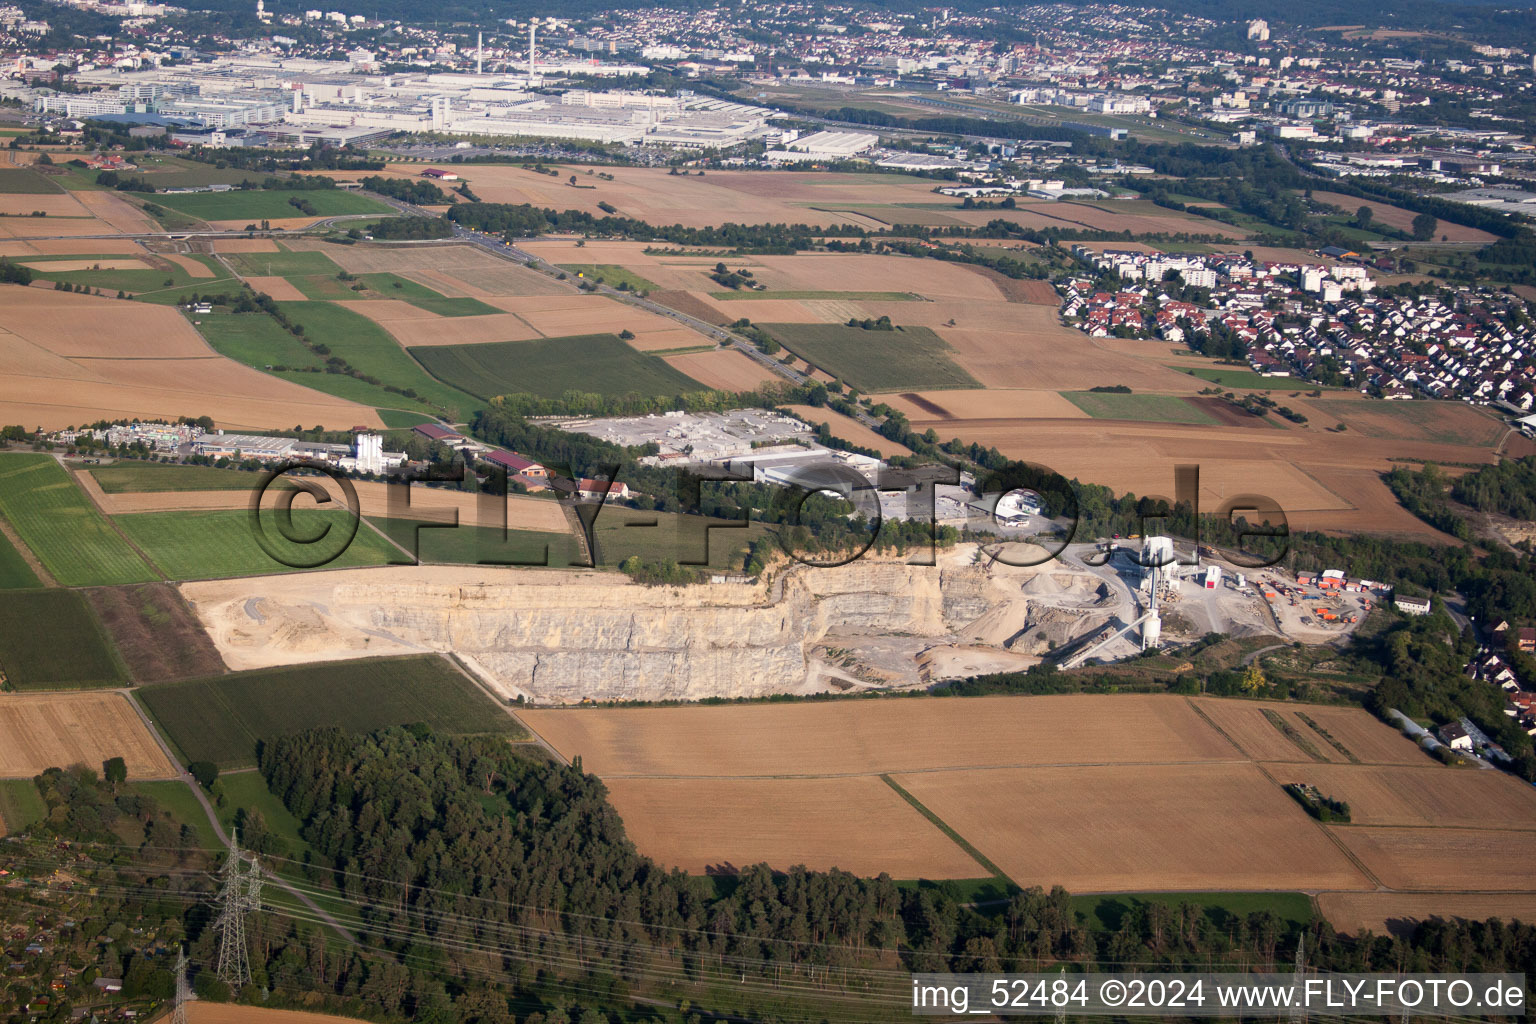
170;946;192;1024
213;830;264;989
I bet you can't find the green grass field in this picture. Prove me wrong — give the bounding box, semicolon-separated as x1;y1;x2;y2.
0;780;47;835
559;264;660;293
277;301;485;420
228;248;344;279
0;454;157;586
137;655;524;768
1069;891;1314;932
148;188;389;222
114;508;404;580
89;462;268;493
759;323;979;393
0;525;41;589
710;290;919;301
1176;366;1315;390
129;780;221;850
411;333;708;401
0;589;127;689
369;518;579;566
593;506;766;570
195;311;324;370
358;274;502;316
215;770;312;858
377;409;440;428
1062;391;1218;425
0;168;65;194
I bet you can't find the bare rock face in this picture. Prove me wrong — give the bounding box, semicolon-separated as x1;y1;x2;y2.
182;553;1056;704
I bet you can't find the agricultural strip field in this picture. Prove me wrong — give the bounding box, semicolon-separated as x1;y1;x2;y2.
758;323;979;392
83;582;226;684
602;776;985;878
0;524;41;589
113;508;404;580
147;188;389;222
1316;893;1536;937
369;519;580;567
0;168;64;193
0;454;157;586
184;1004;376;1024
410;334;708;400
558;264;659;293
0;589;127;689
892;763;1370;892
1274;763;1536;828
88;461;276;493
355;274;502;316
1062;391;1219;425
135;655;525;768
0;691;176;778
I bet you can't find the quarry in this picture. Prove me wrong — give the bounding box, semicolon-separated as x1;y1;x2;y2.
179;541;1293;704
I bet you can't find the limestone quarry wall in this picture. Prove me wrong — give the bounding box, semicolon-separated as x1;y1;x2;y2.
181;555;1061;704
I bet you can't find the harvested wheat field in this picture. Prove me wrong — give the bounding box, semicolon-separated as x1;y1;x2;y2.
1194;698;1328;762
781;404;913;456
245;275;307;301
0;216;108;238
212;237;279;252
0;692;175;778
18;258;149;272
604;776;983;877
1311;192;1496;243
884;389;1088;421
521;693;1238;777
0;192;91;218
162;253;215;278
0;288;382;431
360;308;543;347
661;349;781;391
894;763;1371;892
84;476;571;531
1279;764;1536;828
1332;827;1535;891
186;1005;373;1024
1318;892;1536;936
71;189;160;233
0;237;147;257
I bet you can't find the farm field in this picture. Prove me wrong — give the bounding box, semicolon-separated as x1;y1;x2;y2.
759;323;979;392
0;779;47;835
1317;892;1536;937
272;301;485;420
1276;763;1536;828
0;287;381;430
88;461;275;493
0;167;63;193
559;263;659;292
520;694;1238;777
136;655;523;768
0;691;176;778
0;589;127;689
370;518;580;567
893;763;1370;892
660;349;781;391
1063;391;1219;424
781;404;913;457
0;453;157;586
1309;192;1496;243
519;693;1535;906
0;524;41;588
603;776;984;877
84;582;227;684
411;334;708;400
147;187;390;223
113;508;403;580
